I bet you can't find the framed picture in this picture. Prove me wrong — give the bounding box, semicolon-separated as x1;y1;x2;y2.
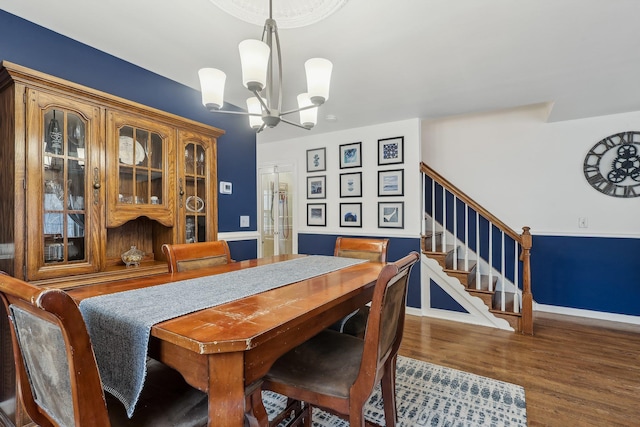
339;142;362;169
306;147;326;172
307;175;326;199
307;203;326;226
340;203;362;227
378;201;404;228
378;169;404;196
340;172;362;197
378;136;404;165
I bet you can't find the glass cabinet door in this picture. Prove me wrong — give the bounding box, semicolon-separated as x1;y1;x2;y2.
117;125;164;205
43;109;87;264
106;111;174;228
25;88;102;280
178;131;217;243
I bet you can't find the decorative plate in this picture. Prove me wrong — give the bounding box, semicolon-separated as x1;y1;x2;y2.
119;136;145;165
186;196;205;212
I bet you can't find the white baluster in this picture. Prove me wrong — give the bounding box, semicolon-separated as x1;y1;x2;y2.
514;240;520;313
475;212;480;290
453;196;457;270
431;180;436;252
441;187;447;253
464;204;469;272
488;221;493;292
501;231;506;312
421;173;425;237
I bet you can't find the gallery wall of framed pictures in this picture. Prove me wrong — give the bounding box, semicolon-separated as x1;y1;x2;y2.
376;136;404;229
305;135;406;229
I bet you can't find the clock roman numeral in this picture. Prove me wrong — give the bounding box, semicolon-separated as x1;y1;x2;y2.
600;181;615;195
587;173;606;185
583;164;600;175
624;184;640;197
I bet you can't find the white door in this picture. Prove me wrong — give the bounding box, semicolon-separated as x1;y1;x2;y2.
259;164;295;257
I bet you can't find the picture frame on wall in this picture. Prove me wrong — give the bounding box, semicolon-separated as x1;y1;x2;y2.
378;169;404;196
340;202;362;227
378;136;404;165
378;201;404;228
307;175;326;199
339;172;362;197
307;203;326;226
306;147;326;172
339;142;362;169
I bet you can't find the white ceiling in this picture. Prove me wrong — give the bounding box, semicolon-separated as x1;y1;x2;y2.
2;0;640;143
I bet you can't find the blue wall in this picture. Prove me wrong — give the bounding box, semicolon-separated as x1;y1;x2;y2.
228;240;258;261
298;233;422;308
0;10;257;233
532;235;640;316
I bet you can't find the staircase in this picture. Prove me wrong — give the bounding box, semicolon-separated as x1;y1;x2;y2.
420;163;533;334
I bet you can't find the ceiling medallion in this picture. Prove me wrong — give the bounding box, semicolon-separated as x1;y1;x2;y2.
209;0;348;29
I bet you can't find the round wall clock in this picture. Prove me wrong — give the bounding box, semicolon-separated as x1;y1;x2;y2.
583;131;640;198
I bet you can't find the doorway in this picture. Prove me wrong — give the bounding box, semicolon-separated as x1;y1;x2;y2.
259;164;295;257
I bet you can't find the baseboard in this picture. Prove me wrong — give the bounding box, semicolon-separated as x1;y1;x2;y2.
534;303;640;326
217;231;260;241
406;307;422;317
405;306;514;331
408;303;640;327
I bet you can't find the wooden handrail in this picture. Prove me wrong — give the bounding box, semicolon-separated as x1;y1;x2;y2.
421;162;521;242
421;162;534;334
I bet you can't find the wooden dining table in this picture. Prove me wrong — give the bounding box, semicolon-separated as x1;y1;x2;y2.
68;254;384;427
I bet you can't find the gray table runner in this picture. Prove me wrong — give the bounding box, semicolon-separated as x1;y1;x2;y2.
78;255;366;418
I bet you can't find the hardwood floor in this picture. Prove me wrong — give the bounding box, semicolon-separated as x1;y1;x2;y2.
398;312;640;427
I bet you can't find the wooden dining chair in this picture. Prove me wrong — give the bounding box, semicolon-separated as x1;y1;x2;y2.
334;236;389;263
262;251;420;427
0;273;210;427
331;237;390;337
162;240;233;273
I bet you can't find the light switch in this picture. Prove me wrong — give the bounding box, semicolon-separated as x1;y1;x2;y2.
240;215;250;227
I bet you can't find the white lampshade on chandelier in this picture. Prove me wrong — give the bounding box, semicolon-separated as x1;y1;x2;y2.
198;0;332;132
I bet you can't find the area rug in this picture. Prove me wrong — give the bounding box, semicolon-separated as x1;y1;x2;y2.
262;355;527;426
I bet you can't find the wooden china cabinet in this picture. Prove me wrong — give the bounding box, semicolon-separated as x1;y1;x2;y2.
0;61;223;426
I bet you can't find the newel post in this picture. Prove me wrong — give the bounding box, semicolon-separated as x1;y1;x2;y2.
520;227;534;335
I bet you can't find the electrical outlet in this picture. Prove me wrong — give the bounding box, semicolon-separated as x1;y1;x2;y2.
240;215;250;228
578;217;588;228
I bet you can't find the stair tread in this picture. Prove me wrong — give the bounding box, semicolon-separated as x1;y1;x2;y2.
422;244;456;255
490;308;522;317
467;288;493;295
421;231;443;237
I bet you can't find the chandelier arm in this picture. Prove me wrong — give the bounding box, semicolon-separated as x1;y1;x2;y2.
273;24;283;113
205;109;255;116
280;104;317;116
280;117;312;130
252;90;272;114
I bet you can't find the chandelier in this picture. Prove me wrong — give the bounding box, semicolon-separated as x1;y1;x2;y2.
198;0;333;132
